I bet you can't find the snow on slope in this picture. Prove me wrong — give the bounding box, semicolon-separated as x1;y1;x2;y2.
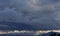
0;30;60;36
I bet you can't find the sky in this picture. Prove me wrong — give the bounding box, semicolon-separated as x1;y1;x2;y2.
0;0;60;30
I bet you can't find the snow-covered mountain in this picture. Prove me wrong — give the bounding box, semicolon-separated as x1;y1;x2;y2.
0;30;60;36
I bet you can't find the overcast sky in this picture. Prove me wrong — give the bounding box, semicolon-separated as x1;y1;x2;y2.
0;0;60;29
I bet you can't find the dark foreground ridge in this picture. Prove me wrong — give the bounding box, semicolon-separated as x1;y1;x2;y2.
39;32;60;36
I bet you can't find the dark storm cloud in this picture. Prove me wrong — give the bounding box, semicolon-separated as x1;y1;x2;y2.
15;0;60;29
0;0;60;30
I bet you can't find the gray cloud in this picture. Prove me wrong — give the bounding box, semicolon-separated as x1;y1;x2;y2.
15;0;60;29
16;0;56;23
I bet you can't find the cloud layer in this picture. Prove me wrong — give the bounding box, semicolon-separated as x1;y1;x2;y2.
0;0;60;29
